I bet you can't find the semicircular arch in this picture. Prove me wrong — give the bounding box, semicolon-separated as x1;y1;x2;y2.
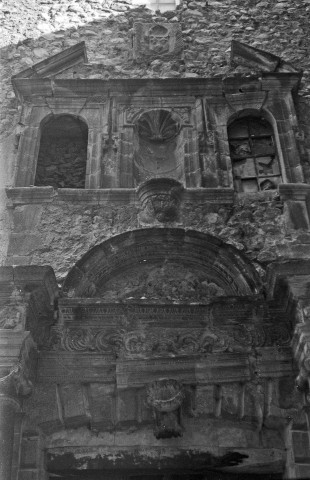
62;229;262;302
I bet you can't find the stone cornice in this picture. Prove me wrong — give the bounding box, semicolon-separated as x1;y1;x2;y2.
279;183;310;201
11;73;302;103
6;187;234;206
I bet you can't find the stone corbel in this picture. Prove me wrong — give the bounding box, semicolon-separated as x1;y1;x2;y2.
293;322;310;400
146;379;185;439
0;333;37;399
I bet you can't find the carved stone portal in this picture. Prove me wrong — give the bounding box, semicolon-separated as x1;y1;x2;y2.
133;23;183;62
137;178;184;223
146;379;184;439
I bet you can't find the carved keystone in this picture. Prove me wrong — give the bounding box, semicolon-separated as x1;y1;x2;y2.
146;379;185;439
137;178;184;223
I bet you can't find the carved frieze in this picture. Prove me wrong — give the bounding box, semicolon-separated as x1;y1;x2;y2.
46;322;292;356
133;23;183;62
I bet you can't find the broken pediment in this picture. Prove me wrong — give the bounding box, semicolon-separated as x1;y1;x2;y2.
231;40;301;74
12;42;87;80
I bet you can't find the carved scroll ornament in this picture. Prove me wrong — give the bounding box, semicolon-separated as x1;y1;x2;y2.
46;321;292;357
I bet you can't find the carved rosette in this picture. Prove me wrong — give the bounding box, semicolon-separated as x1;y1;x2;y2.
137;178;184;223
146;379;185;439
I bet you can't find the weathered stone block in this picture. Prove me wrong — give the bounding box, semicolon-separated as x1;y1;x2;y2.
292;431;310;460
89;383;114;430
194;386;214;415
23;384;61;434
117;388;138;424
12;205;43;232
7;233;42;256
60;384;88;428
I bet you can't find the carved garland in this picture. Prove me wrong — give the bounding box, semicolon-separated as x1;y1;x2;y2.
146;379;185;439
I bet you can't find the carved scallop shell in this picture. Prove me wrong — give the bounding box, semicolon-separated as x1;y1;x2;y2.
136;110;180;143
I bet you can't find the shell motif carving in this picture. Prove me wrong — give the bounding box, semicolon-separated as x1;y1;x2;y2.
136;110;180;143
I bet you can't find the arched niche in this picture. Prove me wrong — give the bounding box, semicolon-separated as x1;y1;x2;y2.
35;114;88;188
62;228;262;301
133;109;184;186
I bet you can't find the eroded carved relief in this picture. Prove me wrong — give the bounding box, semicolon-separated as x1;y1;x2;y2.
0;304;26;330
146;379;184;438
98;261;226;303
133;23;183;62
137;178;184;223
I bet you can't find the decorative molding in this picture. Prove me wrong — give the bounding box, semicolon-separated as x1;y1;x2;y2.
279;183;310;201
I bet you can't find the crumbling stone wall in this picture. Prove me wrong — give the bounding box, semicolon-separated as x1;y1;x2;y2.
2;0;310;271
35;140;87;188
6;191;310;284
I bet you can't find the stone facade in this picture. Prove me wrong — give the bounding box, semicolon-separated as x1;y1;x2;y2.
1;1;310;479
